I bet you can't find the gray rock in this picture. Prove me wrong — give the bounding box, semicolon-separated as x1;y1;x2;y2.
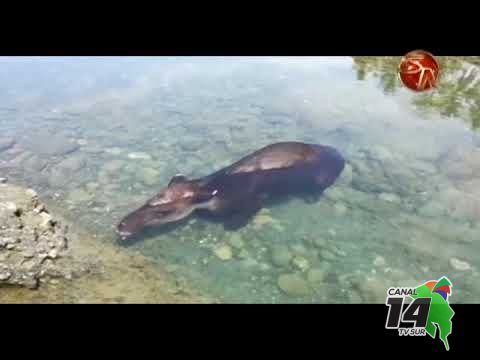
39;212;53;229
0;183;92;289
23;250;35;258
1;201;18;216
277;274;311;296
0;271;12;281
25;189;38;198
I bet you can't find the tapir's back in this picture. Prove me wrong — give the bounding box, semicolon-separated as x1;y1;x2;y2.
226;142;321;175
198;141;345;197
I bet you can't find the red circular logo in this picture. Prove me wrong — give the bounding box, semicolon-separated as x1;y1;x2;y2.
398;50;440;92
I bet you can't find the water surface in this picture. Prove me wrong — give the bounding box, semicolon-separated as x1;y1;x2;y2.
1;56;479;303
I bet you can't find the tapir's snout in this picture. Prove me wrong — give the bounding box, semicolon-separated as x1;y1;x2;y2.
115;180;219;241
115;205;154;241
115;227;133;241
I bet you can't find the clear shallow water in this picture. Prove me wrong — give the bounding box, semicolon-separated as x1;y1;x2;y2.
1;56;479;303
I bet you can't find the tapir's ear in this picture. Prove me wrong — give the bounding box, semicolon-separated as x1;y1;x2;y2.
193;189;218;203
168;174;187;186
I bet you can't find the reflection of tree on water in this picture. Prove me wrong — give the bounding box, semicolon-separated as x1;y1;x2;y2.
353;57;402;94
352;56;480;130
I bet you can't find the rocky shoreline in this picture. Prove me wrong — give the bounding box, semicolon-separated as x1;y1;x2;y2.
0;180;213;303
0;181;95;289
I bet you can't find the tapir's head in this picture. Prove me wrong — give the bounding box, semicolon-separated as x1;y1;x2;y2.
116;175;218;241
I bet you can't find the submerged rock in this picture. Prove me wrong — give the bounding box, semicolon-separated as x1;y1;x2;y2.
307;268;326;284
57;155;87;174
0;137;15;152
417;200;447;217
252;210;276;229
46;154;87;187
449;257;472;271
25;133;79;156
21;155;49;172
213;244;233;261
323;187;345;201
68;189;93;203
333;203;348;216
270;245;292;268
103;159;125;173
337;163;353;186
319;249;336;261
179;137;204;152
127;152;152;160
140;167;161;186
378;193;401;203
373;255;386;267
436;188;480;221
226;233;245;249
313;238;328;248
352;276;389;303
277;274;310;297
369;145;395;162
105;147;123;156
439;144;480;181
292;256;310;272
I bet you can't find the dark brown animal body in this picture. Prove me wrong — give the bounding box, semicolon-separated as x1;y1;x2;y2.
116;142;345;240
